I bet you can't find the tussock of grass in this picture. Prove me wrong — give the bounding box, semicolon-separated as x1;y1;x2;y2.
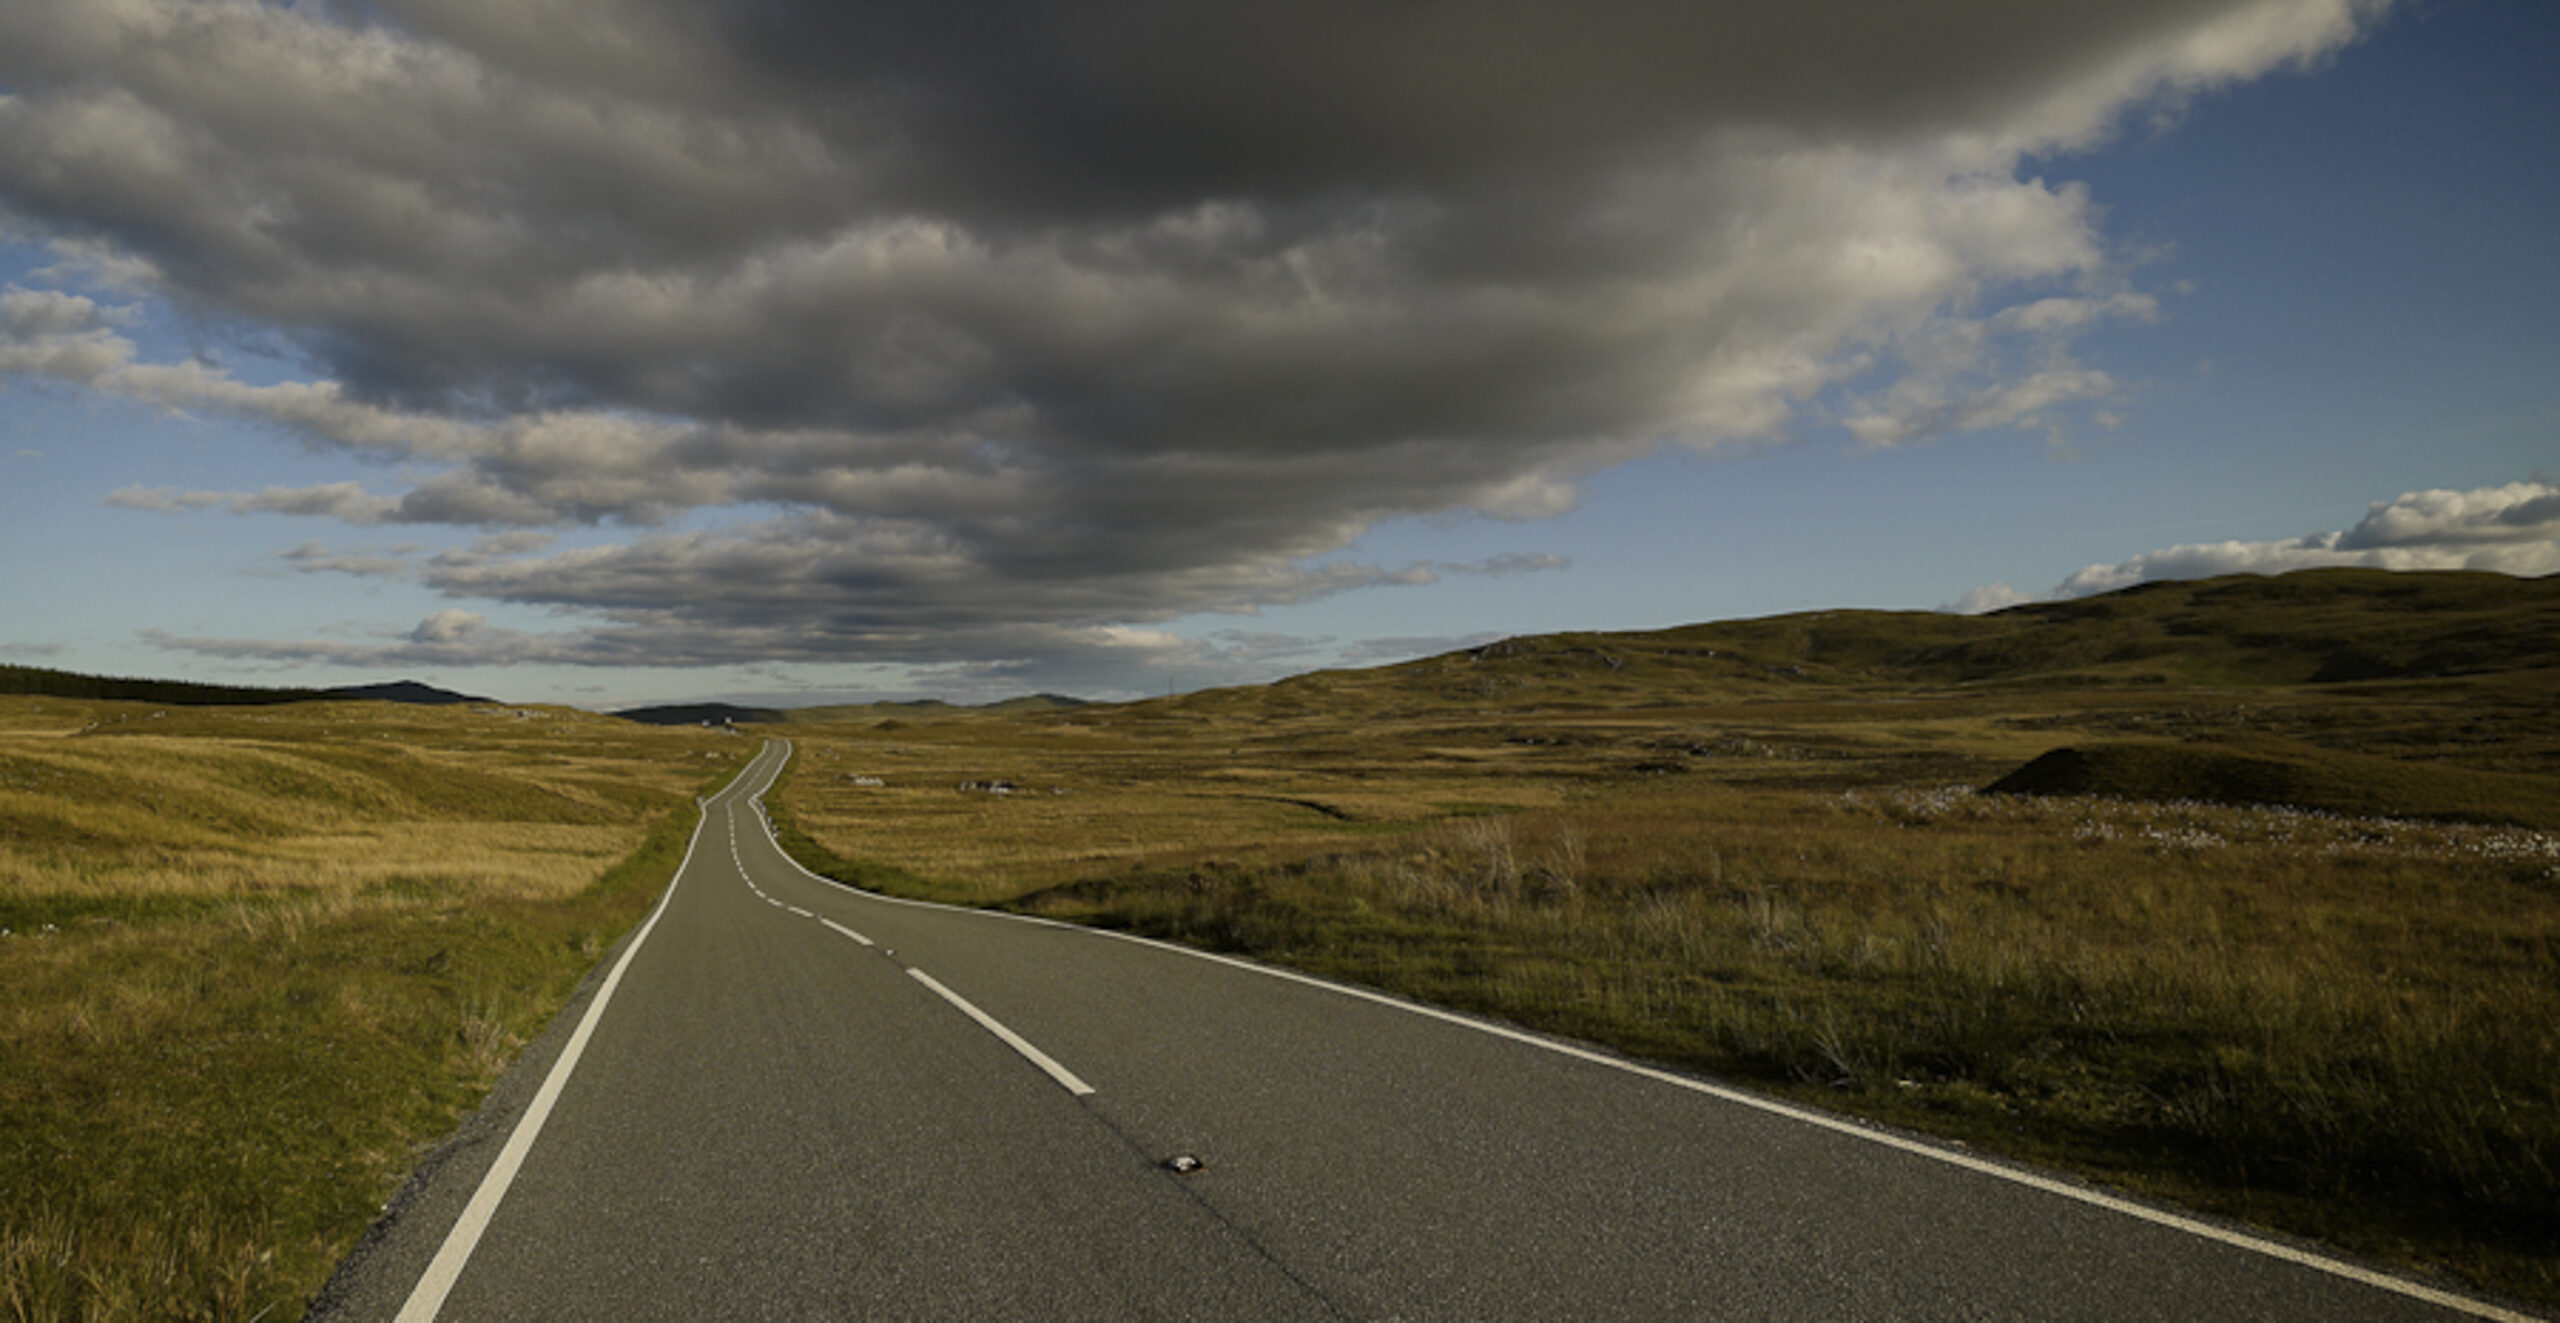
0;696;739;1320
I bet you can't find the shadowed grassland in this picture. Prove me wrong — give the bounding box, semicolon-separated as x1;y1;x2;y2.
0;696;741;1320
768;569;2560;1309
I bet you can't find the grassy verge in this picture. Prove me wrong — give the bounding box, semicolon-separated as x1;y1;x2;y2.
761;758;941;901
0;699;737;1320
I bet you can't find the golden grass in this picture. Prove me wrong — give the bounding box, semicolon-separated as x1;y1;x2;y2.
3;822;640;904
0;695;741;1320
775;721;1557;903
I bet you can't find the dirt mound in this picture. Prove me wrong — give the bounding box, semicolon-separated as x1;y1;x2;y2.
1984;742;2560;829
1985;744;2312;806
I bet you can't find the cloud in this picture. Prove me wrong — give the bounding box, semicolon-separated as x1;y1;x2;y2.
407;609;487;645
431;531;558;567
277;540;421;579
143;611;555;669
1841;363;2124;448
1444;554;1572;579
404;510;1531;658
138;526;1566;694
1950;481;2560;610
7;0;2391;681
104;485;224;513
0;284;131;379
1946;581;2034;616
1337;633;1510;666
109;482;402;523
2335;482;2560;551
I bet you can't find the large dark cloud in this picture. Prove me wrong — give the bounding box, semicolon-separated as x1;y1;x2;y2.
0;0;2387;687
709;1;2302;215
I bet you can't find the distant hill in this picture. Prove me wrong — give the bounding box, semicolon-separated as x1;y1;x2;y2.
608;693;1087;726
982;693;1091;713
0;664;320;706
1144;568;2559;727
611;702;786;727
1090;567;2554;829
323;680;492;705
0;666;495;708
782;694;1092;722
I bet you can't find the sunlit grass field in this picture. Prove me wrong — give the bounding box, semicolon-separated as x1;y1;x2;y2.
0;696;738;1320
767;571;2560;1310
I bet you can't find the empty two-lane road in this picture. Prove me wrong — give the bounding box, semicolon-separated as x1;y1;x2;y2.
315;740;2537;1321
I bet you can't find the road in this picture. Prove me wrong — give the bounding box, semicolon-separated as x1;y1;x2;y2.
313;740;2538;1321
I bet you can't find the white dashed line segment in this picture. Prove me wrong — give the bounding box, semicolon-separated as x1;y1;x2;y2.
905;968;1096;1097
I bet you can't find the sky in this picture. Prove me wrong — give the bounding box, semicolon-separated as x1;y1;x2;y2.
0;0;2553;709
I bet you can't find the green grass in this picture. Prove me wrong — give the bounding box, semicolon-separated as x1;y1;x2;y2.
1;831;694;1320
760;762;941;900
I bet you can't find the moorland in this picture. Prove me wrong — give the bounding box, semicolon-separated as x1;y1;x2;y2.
0;695;738;1319
2;566;2554;1317
763;568;2560;1309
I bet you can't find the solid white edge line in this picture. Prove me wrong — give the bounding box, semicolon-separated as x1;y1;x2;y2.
392;746;780;1323
906;967;1096;1097
745;741;2538;1323
1081;933;2544;1322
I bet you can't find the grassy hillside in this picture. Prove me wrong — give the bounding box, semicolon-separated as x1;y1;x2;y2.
0;695;739;1320
0;665;490;709
764;569;2560;1309
777;692;1092;723
1172;566;2557;713
611;702;785;727
0;665;322;707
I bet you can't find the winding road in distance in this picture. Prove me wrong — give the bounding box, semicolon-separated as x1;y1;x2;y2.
313;740;2539;1321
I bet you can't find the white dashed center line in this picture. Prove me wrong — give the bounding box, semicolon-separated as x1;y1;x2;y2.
723;749;1094;1102
906;968;1096;1096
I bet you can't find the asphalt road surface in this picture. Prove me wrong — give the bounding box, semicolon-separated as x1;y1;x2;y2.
313;740;2539;1321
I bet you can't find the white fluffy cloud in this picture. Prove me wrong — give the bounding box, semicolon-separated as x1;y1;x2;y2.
1952;481;2560;611
0;0;2394;681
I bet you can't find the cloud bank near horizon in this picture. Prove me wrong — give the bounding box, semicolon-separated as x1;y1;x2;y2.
0;0;2393;689
1951;480;2560;614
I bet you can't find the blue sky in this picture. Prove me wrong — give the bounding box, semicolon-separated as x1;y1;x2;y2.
1;0;2553;708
